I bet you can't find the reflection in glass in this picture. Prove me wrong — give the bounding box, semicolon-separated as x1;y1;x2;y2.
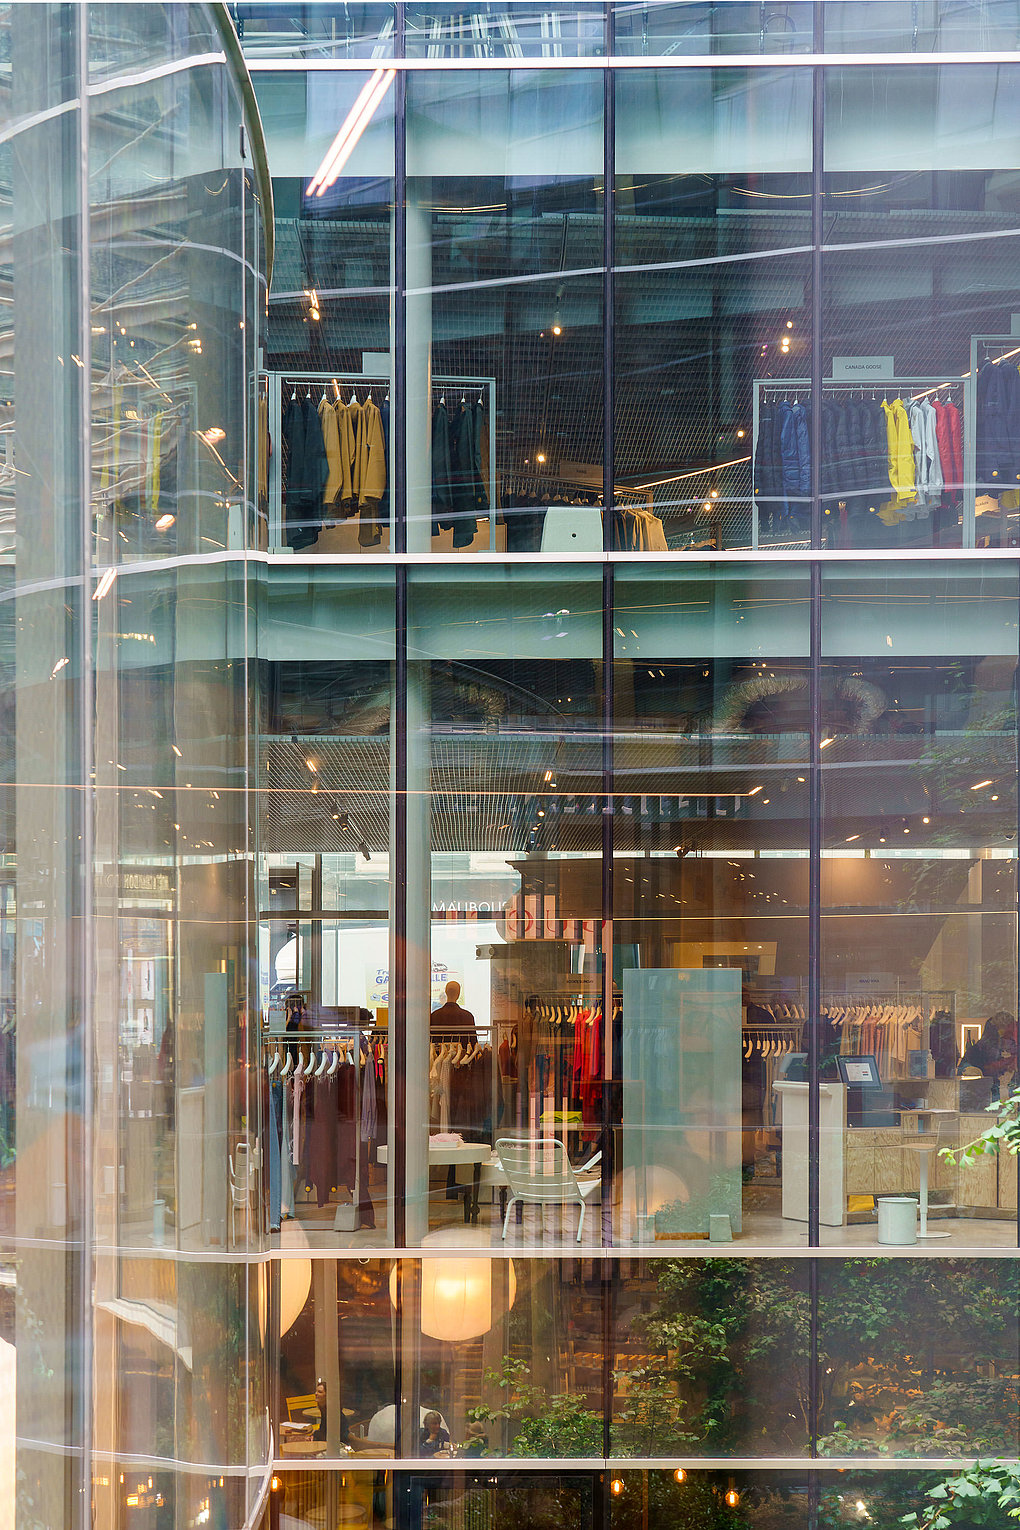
817;1258;1020;1457
406;71;604;553
820;564;1018;1247
257;569;395;1247
614;568;811;1247
615;70;811;552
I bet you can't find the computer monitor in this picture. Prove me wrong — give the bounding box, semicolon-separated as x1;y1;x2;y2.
837;1054;883;1089
777;1052;808;1082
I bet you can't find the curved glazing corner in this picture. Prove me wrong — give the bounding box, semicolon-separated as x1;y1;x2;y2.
0;6;271;1529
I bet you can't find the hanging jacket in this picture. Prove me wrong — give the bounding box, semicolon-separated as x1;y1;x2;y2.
882;398;916;502
907;397;943;507
754;402;781;500
779;400;811;497
282;396;328;549
778;402;800;495
976;359;1020;489
859;400;886;496
933;398;963;496
432;401;455;534
449;402;481;547
345;399;363;508
472;400;489;515
318;395;343;510
840;400;865;494
336;399;358;513
356;397;387;547
820;398;840;499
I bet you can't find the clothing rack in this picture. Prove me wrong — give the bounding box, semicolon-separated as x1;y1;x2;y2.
263;368;497;549
262;1025;376;1232
966;332;1020;546
751;374;970;550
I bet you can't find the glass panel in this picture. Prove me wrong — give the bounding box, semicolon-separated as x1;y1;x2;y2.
276;1257;397;1460
820;562;1018;1248
823;0;1020;52
609;1470;810;1524
612;1258;810;1456
616;69;812;552
612;0;1020;55
613;566;811;1248
257;567;395;1248
256;71;395;554
822;64;1020;550
4;7;85;1524
408;566;603;1244
406;70;604;553
817;1258;1020;1456
276;1257;603;1460
235;3;397;59
405;3;606;57
613;3;814;55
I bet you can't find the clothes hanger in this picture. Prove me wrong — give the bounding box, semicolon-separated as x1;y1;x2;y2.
314;1045;330;1077
268;1047;280;1075
280;1050;293;1078
327;1047;341;1077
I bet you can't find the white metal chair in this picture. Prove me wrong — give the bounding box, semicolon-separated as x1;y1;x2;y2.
494;1136;602;1242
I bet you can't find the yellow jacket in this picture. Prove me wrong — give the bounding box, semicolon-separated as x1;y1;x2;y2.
883;398;916;501
318;396;343;507
356;398;387;506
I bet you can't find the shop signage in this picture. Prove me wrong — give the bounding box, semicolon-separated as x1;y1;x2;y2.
831;355;894;380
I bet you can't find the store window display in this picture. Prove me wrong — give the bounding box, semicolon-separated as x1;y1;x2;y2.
819;561;1019;1246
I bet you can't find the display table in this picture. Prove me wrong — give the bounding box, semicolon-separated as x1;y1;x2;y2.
378;1141;490;1223
773;1081;846;1226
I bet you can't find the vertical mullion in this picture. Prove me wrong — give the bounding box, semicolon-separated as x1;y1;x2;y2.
390;19;409;1478
393;1;406;555
600;29;617;1462
75;5;95;1523
807;0;825;1475
393;568;408;1249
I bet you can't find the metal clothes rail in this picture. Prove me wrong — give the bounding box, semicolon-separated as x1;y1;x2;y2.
751;374;972;549
263;367;497;550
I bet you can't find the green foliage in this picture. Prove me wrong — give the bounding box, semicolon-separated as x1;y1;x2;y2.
900;1461;1020;1528
616;1258;811;1453
467;1357;604;1457
941;1087;1020;1169
614;1257;1018;1460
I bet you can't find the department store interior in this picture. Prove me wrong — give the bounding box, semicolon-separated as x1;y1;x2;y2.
246;55;1020;1267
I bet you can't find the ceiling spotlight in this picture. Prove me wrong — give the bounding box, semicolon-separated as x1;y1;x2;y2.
359;841;371;862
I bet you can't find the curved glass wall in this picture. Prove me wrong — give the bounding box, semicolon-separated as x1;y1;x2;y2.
0;6;269;1528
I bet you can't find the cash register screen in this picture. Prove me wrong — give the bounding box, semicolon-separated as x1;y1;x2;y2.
837;1054;883;1089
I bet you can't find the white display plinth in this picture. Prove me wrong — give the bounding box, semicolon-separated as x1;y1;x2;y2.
772;1081;846;1227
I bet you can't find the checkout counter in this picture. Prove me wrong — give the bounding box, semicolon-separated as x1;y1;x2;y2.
773;1073;1018;1228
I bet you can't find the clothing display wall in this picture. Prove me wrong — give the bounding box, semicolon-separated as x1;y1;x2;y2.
431;390;490;548
753;378;965;536
263;1033;385;1230
282;382;389;550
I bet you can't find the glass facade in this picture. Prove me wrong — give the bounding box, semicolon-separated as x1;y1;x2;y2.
4;3;1020;1530
1;5;271;1528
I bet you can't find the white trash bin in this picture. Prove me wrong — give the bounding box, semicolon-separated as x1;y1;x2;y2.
877;1196;917;1245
